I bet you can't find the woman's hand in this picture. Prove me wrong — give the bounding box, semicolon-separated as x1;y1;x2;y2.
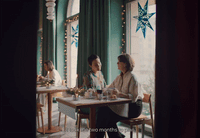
112;88;120;96
112;88;129;98
118;93;129;98
39;76;44;81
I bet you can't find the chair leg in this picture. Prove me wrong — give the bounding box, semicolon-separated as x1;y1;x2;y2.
130;125;133;138
58;112;61;126
136;125;139;138
77;114;81;138
40;107;45;134
36;115;39;129
37;112;40;129
45;95;48;110
151;123;154;138
64;115;67;131
86;119;89;128
141;124;145;138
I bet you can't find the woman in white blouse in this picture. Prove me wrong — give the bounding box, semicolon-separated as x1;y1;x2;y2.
38;60;62;103
96;53;144;138
39;60;62;86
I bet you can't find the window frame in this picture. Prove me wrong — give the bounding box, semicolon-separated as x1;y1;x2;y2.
64;0;80;87
125;0;156;135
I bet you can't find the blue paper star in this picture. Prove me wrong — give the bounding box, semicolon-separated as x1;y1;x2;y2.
133;0;156;38
70;24;79;48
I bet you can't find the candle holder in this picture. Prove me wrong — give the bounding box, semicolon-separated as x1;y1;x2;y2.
46;82;51;89
72;94;80;101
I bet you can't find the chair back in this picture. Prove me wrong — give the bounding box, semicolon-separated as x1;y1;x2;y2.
142;93;151;103
142;93;153;118
142;93;154;136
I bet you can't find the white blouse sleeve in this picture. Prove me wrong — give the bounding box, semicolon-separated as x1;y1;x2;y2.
128;76;138;102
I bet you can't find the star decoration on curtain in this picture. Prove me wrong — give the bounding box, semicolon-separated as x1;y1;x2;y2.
133;0;156;38
70;24;79;48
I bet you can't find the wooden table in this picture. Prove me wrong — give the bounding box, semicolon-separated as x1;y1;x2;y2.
36;86;68;133
56;97;132;138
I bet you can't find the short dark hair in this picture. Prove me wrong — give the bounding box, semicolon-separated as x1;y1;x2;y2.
88;54;100;65
44;60;55;71
118;53;135;71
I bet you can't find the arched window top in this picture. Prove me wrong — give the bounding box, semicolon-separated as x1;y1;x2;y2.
67;0;80;18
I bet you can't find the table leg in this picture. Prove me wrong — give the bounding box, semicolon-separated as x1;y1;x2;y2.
90;107;96;138
48;93;52;129
37;93;62;134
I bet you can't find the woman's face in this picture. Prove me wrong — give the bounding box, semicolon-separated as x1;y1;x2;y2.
90;58;102;73
117;59;126;72
44;63;48;71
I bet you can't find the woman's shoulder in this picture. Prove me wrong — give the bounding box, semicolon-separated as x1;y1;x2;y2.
52;69;59;74
100;71;105;76
125;71;138;81
129;73;138;83
83;70;93;77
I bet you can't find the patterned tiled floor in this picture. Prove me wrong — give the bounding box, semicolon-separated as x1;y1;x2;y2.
36;102;152;138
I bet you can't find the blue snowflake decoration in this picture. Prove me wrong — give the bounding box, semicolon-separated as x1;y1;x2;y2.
70;24;79;48
133;0;156;38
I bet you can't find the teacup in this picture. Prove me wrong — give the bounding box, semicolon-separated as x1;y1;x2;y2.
85;92;90;98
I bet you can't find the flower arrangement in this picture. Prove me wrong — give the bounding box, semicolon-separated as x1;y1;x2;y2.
40;79;55;86
48;79;55;84
66;87;86;96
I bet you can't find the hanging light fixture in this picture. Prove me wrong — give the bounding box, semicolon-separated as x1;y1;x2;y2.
46;0;56;21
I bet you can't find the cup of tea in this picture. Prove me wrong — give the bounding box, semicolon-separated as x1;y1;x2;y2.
97;90;102;94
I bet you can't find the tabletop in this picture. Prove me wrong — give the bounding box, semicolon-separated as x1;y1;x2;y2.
56;96;132;109
36;86;68;94
56;96;132;138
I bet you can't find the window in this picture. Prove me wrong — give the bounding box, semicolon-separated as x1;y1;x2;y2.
64;0;80;88
67;0;80;18
126;0;156;117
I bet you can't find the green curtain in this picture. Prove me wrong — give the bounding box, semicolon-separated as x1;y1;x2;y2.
77;0;110;87
42;0;56;76
77;0;124;87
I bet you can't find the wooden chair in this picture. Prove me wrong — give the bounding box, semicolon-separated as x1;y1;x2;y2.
76;110;90;138
58;112;67;131
77;110;107;138
58;110;90;137
119;93;154;138
36;103;45;134
58;110;107;138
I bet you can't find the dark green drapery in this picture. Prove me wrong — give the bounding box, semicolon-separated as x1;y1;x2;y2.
77;0;123;87
42;0;56;76
77;0;110;87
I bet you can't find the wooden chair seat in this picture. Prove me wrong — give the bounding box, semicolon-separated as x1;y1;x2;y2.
120;114;148;125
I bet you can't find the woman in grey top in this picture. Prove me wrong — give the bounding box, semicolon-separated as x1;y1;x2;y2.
96;53;144;138
81;54;107;114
